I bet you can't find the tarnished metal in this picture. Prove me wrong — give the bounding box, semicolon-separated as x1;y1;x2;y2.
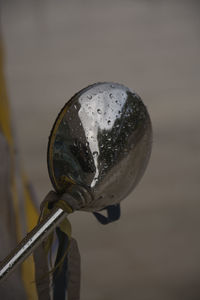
48;82;152;211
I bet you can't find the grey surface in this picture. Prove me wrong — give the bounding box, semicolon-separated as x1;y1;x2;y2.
1;0;200;299
0;132;26;299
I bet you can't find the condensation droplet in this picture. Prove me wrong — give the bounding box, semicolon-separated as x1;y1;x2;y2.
87;95;92;100
93;151;98;156
107;120;111;124
97;109;102;114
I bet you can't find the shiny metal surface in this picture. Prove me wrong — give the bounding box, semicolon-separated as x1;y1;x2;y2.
48;82;152;211
0;185;91;281
0;82;152;281
0;207;66;281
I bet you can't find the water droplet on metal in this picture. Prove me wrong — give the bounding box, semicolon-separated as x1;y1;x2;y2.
48;82;152;211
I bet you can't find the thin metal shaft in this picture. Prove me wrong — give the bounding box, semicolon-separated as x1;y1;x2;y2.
0;207;66;281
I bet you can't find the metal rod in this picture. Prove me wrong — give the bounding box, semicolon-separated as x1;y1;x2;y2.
0;207;67;281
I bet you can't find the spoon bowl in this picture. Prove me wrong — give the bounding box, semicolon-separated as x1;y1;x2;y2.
48;82;152;211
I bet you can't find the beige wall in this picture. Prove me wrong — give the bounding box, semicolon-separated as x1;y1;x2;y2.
1;1;200;299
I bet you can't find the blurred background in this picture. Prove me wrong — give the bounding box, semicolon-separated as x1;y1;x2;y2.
0;0;200;299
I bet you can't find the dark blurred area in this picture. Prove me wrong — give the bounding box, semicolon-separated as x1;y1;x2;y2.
0;0;200;299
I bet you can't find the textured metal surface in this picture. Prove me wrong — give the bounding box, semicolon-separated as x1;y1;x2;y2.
48;82;152;211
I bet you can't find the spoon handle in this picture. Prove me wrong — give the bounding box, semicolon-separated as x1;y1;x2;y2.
0;207;66;281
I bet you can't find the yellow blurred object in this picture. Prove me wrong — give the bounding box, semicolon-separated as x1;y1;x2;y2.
0;37;38;299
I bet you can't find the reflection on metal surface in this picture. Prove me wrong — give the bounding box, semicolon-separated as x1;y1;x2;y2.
48;82;152;211
0;82;152;281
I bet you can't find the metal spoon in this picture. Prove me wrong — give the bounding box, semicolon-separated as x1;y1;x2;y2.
0;82;152;281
